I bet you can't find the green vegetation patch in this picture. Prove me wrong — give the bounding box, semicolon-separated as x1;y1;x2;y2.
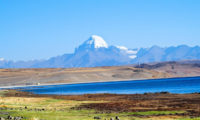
127;111;185;116
0;91;192;120
0;107;188;120
0;90;9;97
1;109;101;120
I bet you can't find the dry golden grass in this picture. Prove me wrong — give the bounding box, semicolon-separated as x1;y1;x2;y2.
1;90;200;120
144;116;182;120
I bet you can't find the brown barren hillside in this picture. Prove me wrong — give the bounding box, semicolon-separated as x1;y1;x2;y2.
0;60;200;87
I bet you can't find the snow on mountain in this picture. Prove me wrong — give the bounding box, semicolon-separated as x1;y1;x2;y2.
89;35;108;48
116;46;138;59
81;35;108;49
0;58;5;61
129;55;137;59
116;46;128;50
75;35;109;53
0;35;200;68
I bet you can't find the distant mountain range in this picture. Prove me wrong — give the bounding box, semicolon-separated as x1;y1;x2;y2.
1;35;200;68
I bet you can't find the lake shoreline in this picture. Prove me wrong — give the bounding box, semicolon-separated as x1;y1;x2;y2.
1;61;200;90
1;75;200;89
3;76;200;95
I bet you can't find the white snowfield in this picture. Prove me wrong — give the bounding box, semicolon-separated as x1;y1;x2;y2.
116;46;138;59
86;35;108;48
116;46;128;50
129;55;137;59
0;58;5;61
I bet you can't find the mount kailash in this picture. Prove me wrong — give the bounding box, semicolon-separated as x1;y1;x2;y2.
1;35;200;68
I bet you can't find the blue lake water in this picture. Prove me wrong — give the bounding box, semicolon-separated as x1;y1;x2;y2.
15;76;200;95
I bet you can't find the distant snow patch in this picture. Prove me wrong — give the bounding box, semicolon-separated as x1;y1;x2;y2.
116;46;138;59
0;58;5;61
116;46;128;50
129;55;137;59
126;50;138;54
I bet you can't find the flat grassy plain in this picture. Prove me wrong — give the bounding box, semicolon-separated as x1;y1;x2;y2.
0;90;200;120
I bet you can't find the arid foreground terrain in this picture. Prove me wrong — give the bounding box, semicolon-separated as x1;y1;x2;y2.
0;90;200;120
0;60;200;87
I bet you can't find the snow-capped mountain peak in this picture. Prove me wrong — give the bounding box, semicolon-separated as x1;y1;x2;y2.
76;35;109;52
85;35;108;48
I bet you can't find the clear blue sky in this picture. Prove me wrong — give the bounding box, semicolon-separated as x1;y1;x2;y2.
0;0;200;61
